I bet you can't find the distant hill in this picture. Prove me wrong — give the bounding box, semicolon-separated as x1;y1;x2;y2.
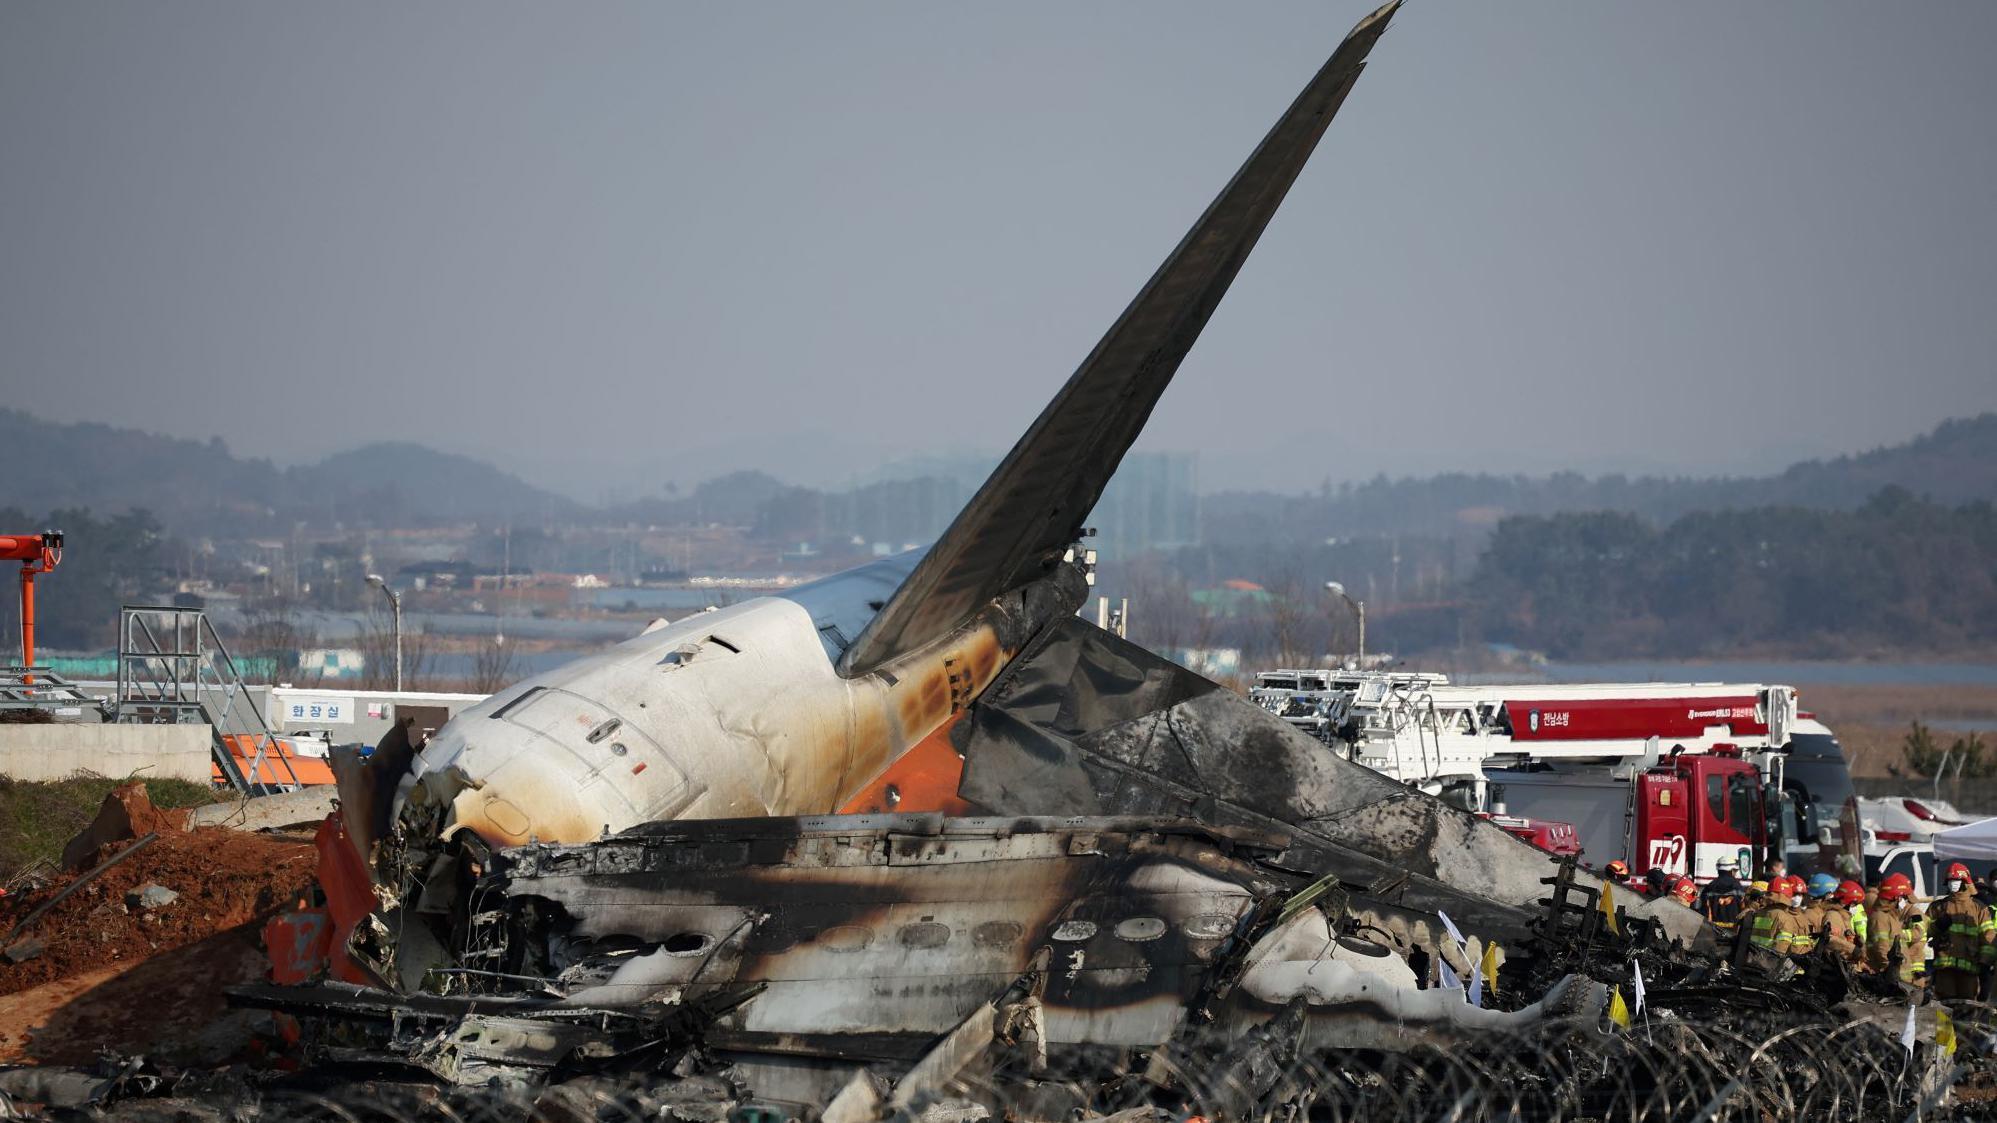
0;410;280;528
1202;414;1997;543
283;442;582;527
0;410;580;531
6;407;1991;542
1759;414;1997;510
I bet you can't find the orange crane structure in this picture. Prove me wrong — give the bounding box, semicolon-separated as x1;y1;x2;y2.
0;531;63;679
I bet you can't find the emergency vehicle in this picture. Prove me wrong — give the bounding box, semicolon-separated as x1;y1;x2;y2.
1256;672;1856;881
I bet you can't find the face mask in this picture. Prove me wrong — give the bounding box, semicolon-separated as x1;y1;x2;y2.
1950;879;1967;893
1791;894;1804;907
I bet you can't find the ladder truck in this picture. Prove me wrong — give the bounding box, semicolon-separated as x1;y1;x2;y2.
1257;672;1856;881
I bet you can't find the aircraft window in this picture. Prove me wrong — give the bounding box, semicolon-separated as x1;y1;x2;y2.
662;932;711;957
973;921;1022;948
1182;914;1236;940
1115;917;1167;942
1706;775;1726;826
817;925;874;953
898;922;951;949
1052;920;1097;942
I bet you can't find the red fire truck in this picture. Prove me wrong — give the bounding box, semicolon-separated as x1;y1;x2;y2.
1259;673;1855;880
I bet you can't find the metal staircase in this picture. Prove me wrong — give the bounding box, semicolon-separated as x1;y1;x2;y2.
115;606;300;794
0;666;112;718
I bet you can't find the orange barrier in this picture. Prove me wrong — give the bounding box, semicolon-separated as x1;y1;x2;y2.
212;734;335;787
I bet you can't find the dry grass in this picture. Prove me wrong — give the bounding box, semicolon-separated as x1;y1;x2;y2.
0;775;218;882
1795;683;1997;725
1792;684;1997;778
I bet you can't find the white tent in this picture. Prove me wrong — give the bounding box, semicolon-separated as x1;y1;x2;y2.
1934;816;1997;864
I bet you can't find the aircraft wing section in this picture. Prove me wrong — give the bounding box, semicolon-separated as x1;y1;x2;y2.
838;2;1400;677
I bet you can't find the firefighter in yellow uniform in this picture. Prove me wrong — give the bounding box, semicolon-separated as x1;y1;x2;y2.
1865;873;1926;990
1829;875;1861;963
1845;875;1861;951
1780;876;1817;954
1736;878;1771;957
1927;861;1996;1002
1749;875;1807;957
1801;873;1857;959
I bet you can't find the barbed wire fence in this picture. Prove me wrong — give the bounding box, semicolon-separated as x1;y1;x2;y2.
63;1003;1997;1123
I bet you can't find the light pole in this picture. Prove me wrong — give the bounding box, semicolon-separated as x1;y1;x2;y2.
365;573;404;692
1325;580;1365;668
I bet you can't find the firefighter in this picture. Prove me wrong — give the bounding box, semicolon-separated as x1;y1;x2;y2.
1605;859;1632;885
1702;857;1747;934
1735;879;1773;953
1782;875;1820;955
1927;861;1997;1002
1670;876;1698;907
1749;876;1805;957
1865;873;1926;990
1801;872;1856;959
1837;879;1869;962
1643;868;1671;899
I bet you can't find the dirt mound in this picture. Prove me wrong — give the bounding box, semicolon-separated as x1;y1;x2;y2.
0;826;314;998
58;782;195;870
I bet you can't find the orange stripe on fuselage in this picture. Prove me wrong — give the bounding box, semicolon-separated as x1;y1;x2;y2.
838;713;974;815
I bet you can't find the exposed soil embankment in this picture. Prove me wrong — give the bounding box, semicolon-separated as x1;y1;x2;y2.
0;788;315;1063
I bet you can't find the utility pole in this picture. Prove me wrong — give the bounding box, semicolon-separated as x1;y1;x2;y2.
1325;580;1365;668
366;573;404;692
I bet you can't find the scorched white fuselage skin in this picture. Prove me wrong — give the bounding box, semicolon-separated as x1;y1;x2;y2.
396;551;1013;848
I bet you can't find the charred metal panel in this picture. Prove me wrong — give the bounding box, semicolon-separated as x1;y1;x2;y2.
502;816;1281;1045
481;813;1585;1059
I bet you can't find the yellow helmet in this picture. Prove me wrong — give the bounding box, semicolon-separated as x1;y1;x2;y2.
1750;880;1769;893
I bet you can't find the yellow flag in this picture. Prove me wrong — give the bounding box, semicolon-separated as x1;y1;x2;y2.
1481;941;1502;999
1600;881;1621;936
1938;1009;1958;1057
1608;985;1631;1030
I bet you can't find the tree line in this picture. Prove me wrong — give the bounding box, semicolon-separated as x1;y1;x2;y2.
1465;487;1997;659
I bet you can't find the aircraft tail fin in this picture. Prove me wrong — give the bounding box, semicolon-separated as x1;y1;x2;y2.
840;2;1399;677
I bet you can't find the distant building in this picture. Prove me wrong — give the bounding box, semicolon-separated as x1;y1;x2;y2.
1089;452;1200;555
1191;579;1274;617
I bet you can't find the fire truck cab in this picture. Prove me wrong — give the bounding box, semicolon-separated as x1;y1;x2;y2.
1628;745;1766;879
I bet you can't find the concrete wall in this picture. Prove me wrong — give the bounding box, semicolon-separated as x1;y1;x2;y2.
0;723;212;784
266;687;487;747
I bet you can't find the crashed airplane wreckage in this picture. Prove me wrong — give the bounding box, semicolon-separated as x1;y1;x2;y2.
242;1;1722;1110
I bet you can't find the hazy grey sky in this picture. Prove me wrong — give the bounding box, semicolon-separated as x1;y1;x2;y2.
3;2;1993;501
